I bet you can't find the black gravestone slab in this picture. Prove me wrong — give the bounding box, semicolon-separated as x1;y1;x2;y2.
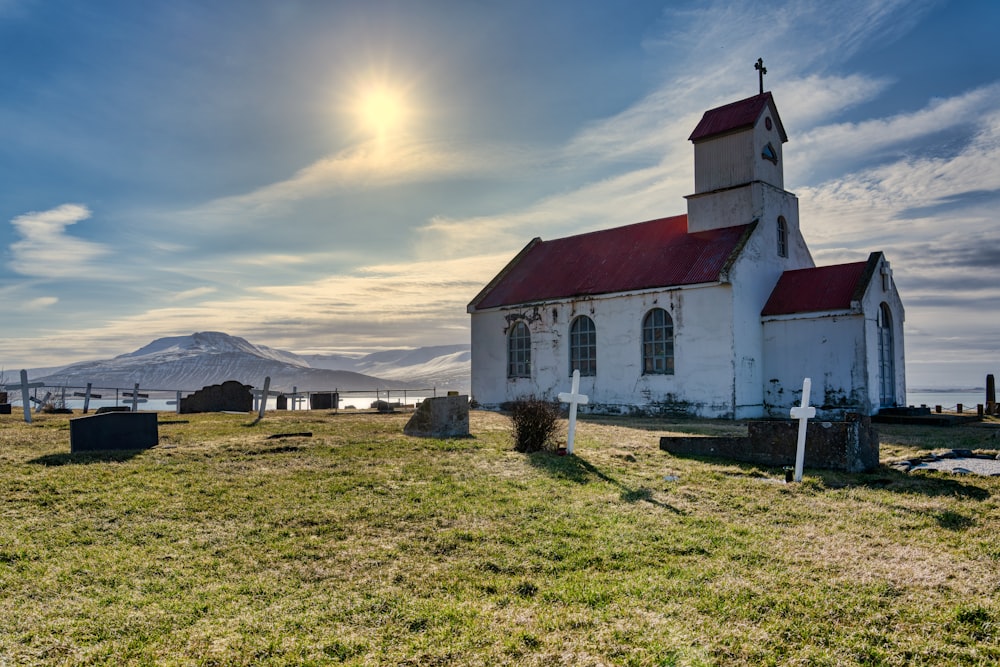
70;411;159;453
179;380;253;414
310;392;339;410
0;404;11;415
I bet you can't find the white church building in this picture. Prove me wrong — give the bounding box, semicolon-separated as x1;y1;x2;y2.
468;90;905;419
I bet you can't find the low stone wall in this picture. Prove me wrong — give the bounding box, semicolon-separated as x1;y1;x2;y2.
660;413;878;473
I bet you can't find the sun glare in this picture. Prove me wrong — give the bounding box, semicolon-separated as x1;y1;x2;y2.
356;85;408;140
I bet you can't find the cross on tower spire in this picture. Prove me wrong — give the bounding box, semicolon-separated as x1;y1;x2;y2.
755;57;767;94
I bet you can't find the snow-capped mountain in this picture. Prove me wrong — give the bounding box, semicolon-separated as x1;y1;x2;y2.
301;344;470;391
33;332;467;393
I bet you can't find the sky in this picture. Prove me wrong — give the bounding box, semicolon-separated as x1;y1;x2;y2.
1;0;998;390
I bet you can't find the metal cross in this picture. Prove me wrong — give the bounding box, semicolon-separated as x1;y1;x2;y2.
755;57;767;94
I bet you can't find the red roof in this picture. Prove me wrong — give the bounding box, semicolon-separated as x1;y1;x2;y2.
470;216;754;311
688;92;787;143
762;254;881;316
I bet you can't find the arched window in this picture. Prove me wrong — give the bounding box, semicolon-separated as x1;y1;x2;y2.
878;303;895;406
777;216;788;258
569;315;596;376
642;308;674;374
507;321;531;378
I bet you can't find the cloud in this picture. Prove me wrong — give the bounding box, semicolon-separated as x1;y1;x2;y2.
24;296;58;310
176;135;541;231
165;286;217;302
8;204;110;278
0;252;511;366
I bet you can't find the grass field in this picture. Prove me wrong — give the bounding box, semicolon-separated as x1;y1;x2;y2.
1;409;998;666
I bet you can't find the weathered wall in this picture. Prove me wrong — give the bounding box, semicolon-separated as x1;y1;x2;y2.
859;258;907;413
470;283;740;417
762;314;867;417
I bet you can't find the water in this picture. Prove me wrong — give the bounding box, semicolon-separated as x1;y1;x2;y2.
906;390;988;411
49;391;433;413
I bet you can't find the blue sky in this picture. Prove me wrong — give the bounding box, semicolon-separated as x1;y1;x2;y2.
1;0;998;389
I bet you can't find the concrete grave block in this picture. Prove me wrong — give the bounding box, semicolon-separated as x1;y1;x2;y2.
70;411;158;453
404;395;470;438
180;380;253;414
660;413;878;473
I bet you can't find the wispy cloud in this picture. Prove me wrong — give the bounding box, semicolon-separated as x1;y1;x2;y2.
24;296;58;310
8;204;110;278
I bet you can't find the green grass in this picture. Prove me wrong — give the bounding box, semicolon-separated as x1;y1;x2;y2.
1;410;998;665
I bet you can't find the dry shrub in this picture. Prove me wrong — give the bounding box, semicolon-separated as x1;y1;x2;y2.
508;397;561;453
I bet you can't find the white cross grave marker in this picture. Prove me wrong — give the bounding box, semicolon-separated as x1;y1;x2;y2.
251;376;281;421
3;370;44;423
789;377;816;483
558;369;589;455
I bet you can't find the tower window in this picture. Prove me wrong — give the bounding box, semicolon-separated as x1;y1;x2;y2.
777;216;788;258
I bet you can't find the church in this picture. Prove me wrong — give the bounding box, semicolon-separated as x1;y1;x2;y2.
467;84;905;419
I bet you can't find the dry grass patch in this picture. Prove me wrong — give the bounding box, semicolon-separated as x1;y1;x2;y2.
0;409;997;665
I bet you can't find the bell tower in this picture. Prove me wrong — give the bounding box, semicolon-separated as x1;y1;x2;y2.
684;61;798;236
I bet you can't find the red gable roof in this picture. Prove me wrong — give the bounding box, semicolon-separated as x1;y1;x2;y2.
762;253;881;316
688;92;787;143
470;216;754;311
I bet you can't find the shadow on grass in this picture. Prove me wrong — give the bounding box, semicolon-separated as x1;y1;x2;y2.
577;414;750;436
814;467;991;501
29;449;145;466
526;451;683;513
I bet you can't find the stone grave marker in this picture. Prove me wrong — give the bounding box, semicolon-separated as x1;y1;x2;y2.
70;411;158;453
180;380;253;414
403;395;470;438
310;392;339;410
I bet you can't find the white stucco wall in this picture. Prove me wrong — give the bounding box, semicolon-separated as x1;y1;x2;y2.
760;257;906;417
762;313;868;417
470;283;740;417
860;258;907;413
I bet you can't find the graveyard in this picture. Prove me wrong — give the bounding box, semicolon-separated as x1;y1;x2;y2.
0;408;997;665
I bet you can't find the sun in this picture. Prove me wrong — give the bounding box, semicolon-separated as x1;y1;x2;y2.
355;84;408;140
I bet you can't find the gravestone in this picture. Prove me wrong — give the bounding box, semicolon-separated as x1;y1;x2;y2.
310;392;339;410
0;404;10;415
660;413;878;473
276;394;288;410
179;380;253;414
403;395;470;438
96;406;132;414
70;411;158;453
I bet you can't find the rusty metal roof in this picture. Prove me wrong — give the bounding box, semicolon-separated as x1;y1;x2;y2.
688;92;787;143
761;254;880;316
470;216;754;311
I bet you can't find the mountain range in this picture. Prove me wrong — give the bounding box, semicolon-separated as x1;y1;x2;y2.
29;332;470;393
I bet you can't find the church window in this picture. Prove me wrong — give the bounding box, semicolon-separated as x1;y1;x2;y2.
507;321;531;378
777;216;788;258
569;315;596;376
642;308;674;375
878;303;895;406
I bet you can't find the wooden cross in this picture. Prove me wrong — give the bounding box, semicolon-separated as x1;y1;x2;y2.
755;57;767;94
789;377;816;482
3;370;44;423
558;369;589;455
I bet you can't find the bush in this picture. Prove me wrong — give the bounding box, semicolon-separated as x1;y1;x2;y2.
508;397;561;453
